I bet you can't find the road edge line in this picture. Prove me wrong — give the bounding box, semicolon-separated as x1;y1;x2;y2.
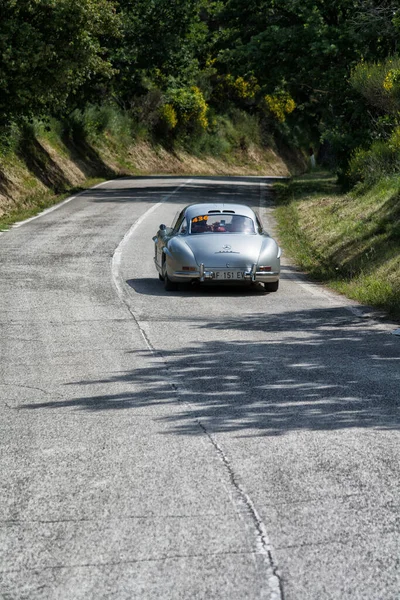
9;180;112;229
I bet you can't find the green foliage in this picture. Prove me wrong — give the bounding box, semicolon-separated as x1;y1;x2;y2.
0;0;121;125
347;126;400;185
111;0;206;105
180;108;262;156
0;121;23;157
3;0;400;188
214;0;400;169
59;105;133;149
346;54;400;185
274;172;400;318
351;57;400;115
263;92;296;124
167;86;209;132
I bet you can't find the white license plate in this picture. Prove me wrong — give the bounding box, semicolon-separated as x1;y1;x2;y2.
213;270;246;280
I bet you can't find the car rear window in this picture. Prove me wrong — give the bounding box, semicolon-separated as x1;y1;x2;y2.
190;214;255;234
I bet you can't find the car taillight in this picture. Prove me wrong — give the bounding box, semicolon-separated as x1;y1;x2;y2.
182;266;196;271
258;266;272;272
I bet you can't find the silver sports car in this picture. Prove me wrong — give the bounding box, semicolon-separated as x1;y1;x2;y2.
152;203;281;292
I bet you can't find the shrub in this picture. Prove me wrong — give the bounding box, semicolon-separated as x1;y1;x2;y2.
0;121;23;157
158;104;178;131
263;92;296;123
348;132;400;185
351;57;400;114
60;105;133;146
167;86;209;132
177;109;263;158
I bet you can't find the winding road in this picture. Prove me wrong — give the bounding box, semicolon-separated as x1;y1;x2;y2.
1;176;399;599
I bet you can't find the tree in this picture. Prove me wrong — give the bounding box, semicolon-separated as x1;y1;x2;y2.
110;0;207;106
0;0;120;125
213;0;399;159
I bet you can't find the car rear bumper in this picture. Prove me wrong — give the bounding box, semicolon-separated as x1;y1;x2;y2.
171;263;279;283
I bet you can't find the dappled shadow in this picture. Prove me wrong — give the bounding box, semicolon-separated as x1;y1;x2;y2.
89;176;282;206
19;306;400;438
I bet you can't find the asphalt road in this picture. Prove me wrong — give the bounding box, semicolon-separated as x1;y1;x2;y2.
1;176;399;600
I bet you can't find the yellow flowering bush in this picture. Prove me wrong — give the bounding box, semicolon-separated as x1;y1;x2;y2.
383;69;400;92
224;75;260;100
158;104;178;130
264;92;296;123
191;86;209;129
168;86;209;130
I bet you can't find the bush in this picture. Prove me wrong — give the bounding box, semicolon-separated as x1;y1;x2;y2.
0;121;24;157
158;104;178;131
167;86;209;132
351;57;400;114
263;92;296;123
178;108;264;158
82;105;132;143
348;135;400;185
59;105;133;146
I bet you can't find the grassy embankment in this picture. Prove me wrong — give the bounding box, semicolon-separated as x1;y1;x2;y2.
0;108;297;231
274;171;400;320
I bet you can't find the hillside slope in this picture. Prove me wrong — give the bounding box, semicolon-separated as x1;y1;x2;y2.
0;124;300;229
274;172;400;320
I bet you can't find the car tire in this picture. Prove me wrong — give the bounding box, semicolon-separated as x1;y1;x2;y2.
164;273;178;291
264;280;279;292
162;261;178;291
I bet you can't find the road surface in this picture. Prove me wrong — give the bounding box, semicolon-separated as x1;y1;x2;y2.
1;176;399;599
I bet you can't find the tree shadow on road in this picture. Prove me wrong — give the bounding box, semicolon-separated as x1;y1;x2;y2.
87;176;278;206
19;306;400;437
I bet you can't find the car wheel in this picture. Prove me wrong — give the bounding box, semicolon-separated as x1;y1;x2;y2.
162;261;178;291
164;273;178;291
264;280;279;292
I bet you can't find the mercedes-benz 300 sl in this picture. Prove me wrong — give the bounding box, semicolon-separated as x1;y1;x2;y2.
152;203;281;292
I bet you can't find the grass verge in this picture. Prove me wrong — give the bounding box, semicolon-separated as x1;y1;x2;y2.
274;170;400;320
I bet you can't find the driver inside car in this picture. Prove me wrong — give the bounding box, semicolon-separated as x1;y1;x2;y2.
212;220;226;232
191;219;209;233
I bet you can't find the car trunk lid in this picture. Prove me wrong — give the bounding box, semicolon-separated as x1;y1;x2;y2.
184;234;263;268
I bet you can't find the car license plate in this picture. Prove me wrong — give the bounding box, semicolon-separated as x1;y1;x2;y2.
213;270;245;280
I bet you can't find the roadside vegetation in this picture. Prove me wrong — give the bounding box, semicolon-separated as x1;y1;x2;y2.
0;105;294;231
274;171;400;319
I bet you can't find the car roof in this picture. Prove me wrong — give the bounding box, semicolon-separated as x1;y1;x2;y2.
184;203;256;220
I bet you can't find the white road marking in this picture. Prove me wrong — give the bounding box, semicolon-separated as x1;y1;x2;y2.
9;180;112;229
